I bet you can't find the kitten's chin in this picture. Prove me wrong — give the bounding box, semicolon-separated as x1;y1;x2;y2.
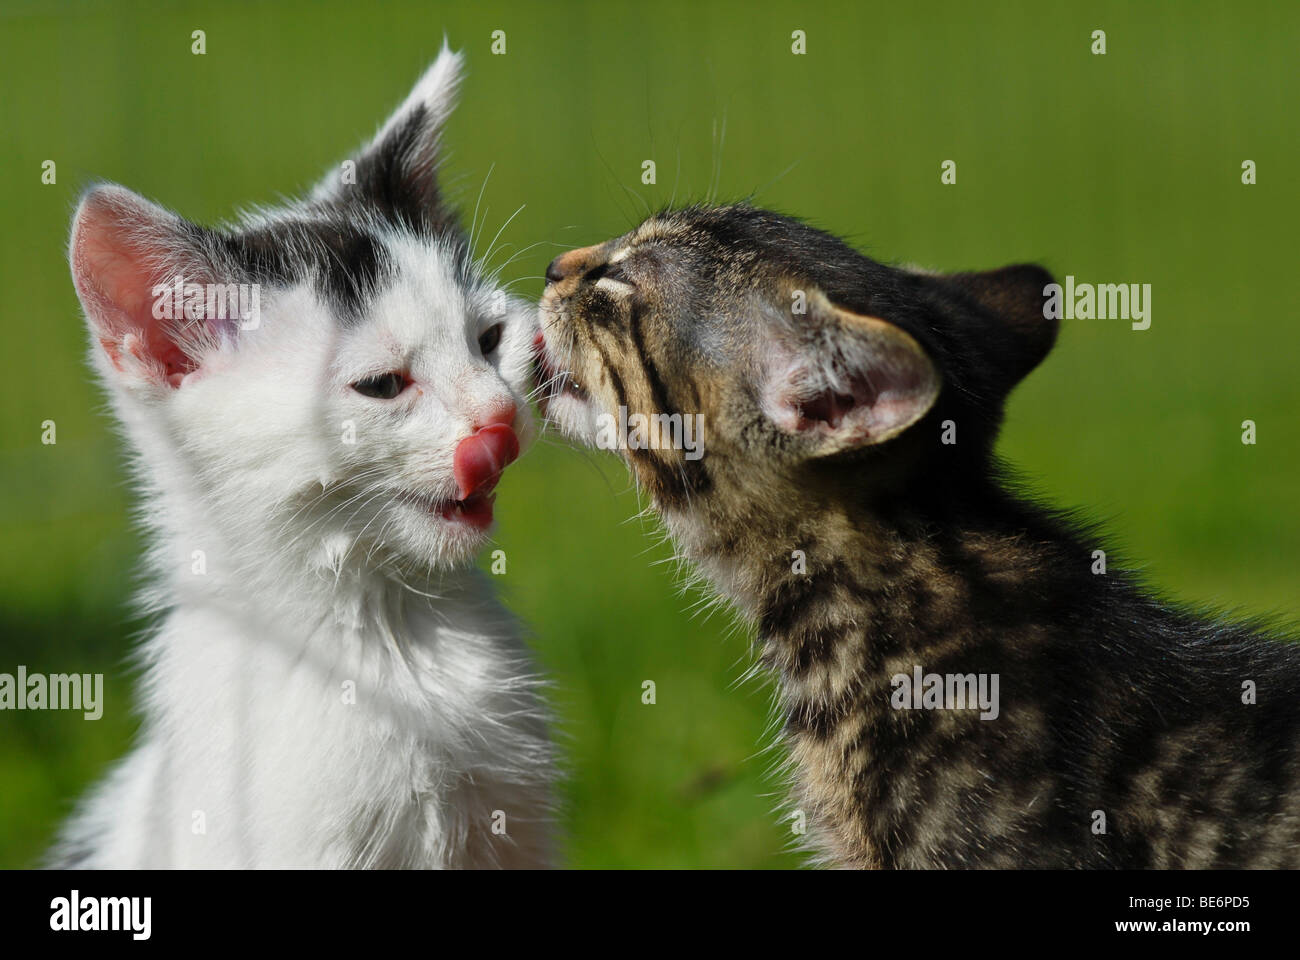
395;488;496;529
541;391;604;448
387;492;498;567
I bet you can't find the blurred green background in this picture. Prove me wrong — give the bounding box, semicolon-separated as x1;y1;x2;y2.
1;0;1296;868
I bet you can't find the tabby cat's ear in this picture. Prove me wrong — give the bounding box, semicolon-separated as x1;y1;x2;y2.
313;43;463;234
942;263;1059;390
762;289;940;456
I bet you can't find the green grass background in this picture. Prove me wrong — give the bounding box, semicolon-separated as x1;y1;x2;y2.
1;0;1296;868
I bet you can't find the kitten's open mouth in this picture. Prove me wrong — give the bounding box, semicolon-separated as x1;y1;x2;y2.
532;333;589;409
396;489;495;530
393;423;517;533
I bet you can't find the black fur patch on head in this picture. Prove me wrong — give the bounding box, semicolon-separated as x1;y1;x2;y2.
346;104;460;239
222;217;395;324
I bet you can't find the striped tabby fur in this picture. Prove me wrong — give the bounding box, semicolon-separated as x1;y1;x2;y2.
537;204;1300;868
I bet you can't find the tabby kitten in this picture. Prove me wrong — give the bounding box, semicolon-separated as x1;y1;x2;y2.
536;204;1300;868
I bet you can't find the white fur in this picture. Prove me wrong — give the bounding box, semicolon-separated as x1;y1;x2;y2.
55;48;555;869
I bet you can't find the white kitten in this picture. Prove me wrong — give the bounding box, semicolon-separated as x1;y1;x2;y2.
53;46;555;868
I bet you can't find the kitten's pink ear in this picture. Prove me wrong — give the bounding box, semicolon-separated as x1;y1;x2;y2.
315;43;464;233
762;289;940;456
69;185;217;390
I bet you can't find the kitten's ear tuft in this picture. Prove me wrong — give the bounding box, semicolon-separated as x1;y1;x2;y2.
763;290;940;456
318;44;464;234
944;263;1059;387
69;184;221;390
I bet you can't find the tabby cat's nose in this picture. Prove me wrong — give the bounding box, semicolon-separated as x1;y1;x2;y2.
545;245;603;286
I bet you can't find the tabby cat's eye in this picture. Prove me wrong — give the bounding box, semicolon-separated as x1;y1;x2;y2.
585;261;631;285
351;372;407;399
478;322;504;355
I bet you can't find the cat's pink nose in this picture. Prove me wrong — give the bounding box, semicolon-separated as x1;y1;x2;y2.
473;401;517;432
453;424;520;500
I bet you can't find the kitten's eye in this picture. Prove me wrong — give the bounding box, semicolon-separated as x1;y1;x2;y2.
584;262;632;285
477;323;504;355
351;372;407;399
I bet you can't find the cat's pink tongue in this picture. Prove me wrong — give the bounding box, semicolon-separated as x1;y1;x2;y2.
453;424;520;501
